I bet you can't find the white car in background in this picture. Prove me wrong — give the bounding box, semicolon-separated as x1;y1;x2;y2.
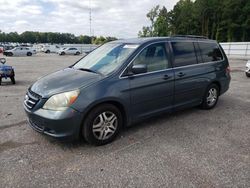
58;47;81;55
41;45;60;53
3;47;36;56
246;60;250;77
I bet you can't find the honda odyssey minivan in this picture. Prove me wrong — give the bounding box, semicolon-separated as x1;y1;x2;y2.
24;36;231;145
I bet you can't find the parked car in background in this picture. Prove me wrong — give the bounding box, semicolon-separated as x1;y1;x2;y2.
41;45;61;53
0;58;15;85
246;60;250;77
24;36;231;145
58;47;80;55
3;45;15;51
4;47;36;56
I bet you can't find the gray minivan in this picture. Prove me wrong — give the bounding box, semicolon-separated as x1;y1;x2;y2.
24;36;231;145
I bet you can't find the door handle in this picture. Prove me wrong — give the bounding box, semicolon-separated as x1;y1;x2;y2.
177;72;186;77
163;74;171;80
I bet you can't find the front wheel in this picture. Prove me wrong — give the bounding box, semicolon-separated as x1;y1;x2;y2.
27;52;32;56
200;84;219;110
75;52;80;55
246;72;250;77
82;104;122;145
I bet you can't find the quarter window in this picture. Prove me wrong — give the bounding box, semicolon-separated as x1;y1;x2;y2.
172;42;197;67
199;42;223;62
133;43;168;73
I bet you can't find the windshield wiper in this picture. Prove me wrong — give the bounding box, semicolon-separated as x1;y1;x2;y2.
76;68;102;75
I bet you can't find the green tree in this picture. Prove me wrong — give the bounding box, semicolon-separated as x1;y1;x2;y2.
139;0;250;42
138;26;151;37
154;6;170;36
79;35;92;44
92;36;117;45
138;5;160;37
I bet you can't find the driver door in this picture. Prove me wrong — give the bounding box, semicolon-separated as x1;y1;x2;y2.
128;42;174;120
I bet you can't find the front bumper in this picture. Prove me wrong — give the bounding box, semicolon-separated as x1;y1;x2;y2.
24;105;83;140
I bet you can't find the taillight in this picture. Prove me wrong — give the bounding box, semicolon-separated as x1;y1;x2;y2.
226;66;231;74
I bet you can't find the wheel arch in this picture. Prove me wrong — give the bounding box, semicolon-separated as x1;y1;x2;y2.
210;81;221;95
81;99;128;129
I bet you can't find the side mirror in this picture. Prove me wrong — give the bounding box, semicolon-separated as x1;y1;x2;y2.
0;58;6;64
131;64;147;75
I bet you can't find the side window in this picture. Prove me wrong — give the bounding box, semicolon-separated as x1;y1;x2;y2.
194;42;203;64
199;42;223;62
133;43;168;73
172;42;197;67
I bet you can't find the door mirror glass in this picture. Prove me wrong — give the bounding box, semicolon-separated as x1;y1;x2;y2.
131;64;147;74
0;58;6;64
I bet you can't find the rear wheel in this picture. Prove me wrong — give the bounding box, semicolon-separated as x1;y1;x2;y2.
61;52;65;55
45;50;50;53
200;84;219;109
27;52;32;56
75;51;80;55
10;76;15;84
8;52;13;56
0;77;2;85
246;72;250;77
82;104;122;145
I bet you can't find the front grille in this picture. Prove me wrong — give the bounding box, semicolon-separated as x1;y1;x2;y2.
24;88;41;109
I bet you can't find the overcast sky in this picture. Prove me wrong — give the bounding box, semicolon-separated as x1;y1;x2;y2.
0;0;179;38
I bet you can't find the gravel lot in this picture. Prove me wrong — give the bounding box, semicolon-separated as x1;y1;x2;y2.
0;54;249;188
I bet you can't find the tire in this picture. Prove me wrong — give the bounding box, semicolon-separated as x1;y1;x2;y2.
8;52;13;57
27;52;32;56
82;104;122;145
246;72;250;77
10;76;15;84
61;52;65;55
75;51;80;55
200;84;219;110
45;50;50;53
0;77;2;85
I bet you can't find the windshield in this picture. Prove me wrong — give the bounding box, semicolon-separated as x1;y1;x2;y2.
73;43;139;75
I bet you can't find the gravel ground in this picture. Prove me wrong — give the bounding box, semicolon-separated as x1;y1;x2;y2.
0;54;249;188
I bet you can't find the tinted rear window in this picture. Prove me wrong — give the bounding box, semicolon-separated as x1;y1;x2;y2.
172;42;197;67
199;42;223;62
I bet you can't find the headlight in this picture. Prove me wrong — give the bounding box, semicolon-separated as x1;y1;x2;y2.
43;90;80;111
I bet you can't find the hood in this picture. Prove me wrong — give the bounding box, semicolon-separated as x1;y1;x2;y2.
31;68;102;98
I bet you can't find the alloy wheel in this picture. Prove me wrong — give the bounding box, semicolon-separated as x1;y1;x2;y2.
92;111;118;141
206;88;218;107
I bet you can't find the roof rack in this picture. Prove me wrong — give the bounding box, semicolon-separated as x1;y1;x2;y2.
172;35;208;39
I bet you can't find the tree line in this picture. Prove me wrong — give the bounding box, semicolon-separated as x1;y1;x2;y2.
0;31;117;45
138;0;250;42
